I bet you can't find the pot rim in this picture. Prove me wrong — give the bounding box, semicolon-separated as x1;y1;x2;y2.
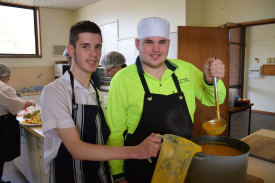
190;135;250;157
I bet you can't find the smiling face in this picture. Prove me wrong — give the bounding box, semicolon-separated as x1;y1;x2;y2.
135;36;170;69
69;32;102;76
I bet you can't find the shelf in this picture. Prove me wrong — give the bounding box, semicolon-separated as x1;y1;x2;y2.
262;64;275;75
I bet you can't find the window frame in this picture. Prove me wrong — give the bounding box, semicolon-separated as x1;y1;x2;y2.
0;2;42;58
228;26;245;98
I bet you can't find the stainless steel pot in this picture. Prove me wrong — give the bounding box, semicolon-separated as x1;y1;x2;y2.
188;135;250;183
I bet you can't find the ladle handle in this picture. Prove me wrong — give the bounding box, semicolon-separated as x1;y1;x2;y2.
212;57;221;122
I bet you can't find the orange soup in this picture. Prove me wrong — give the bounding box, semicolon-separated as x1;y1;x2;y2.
201;144;243;156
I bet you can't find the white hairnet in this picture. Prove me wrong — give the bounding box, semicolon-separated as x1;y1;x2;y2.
0;63;11;78
101;51;126;68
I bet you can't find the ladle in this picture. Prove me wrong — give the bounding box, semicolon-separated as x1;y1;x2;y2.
202;75;226;136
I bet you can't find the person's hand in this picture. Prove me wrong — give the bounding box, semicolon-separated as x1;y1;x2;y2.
30;100;37;107
203;57;225;82
133;133;162;159
23;100;37;110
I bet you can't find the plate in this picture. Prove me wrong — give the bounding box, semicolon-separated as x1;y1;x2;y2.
20;121;42;127
17;105;40;118
17;109;42;127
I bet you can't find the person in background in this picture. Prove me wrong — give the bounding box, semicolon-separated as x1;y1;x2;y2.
63;48;72;65
41;20;161;183
101;51;127;78
0;63;36;183
106;17;226;183
64;48;102;89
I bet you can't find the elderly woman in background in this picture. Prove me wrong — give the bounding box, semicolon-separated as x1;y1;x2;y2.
101;51;127;78
0;63;36;183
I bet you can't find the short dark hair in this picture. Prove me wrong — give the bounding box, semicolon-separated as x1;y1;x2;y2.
69;20;102;47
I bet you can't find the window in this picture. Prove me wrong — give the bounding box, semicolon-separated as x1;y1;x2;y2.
0;2;41;58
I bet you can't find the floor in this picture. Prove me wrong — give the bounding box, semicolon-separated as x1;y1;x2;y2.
2;161;28;183
229;111;275;139
2;111;275;183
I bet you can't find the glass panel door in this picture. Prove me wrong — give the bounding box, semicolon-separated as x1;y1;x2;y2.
229;27;245;98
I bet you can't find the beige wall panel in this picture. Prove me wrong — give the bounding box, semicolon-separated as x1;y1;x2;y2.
9;66;55;90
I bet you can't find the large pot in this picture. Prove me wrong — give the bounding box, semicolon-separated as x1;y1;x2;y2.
188;135;250;183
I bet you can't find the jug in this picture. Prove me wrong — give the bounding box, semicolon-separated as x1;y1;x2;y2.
151;134;202;183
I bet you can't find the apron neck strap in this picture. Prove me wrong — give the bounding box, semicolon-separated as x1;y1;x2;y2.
138;72;152;101
90;79;101;107
138;71;185;101
68;70;78;118
68;71;102;119
171;73;184;100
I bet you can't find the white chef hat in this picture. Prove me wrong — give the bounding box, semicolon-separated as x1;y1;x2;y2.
137;17;170;39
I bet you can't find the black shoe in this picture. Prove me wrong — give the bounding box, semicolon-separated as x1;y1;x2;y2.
1;181;11;183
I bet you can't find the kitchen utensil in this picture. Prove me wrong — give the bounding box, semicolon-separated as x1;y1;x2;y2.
151;134;202;183
188;135;250;183
202;76;226;136
202;118;226;136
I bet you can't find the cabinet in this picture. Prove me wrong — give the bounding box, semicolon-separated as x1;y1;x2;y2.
262;64;275;75
14;127;49;183
14;128;27;176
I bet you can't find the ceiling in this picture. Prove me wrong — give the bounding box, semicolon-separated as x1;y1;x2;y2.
0;0;100;10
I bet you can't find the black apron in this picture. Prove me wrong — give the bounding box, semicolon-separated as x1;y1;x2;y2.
51;71;112;183
124;58;193;183
0;113;21;162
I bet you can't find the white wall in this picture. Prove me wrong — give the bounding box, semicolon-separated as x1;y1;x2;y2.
244;24;275;113
186;0;204;26
74;0;187;40
190;0;275;27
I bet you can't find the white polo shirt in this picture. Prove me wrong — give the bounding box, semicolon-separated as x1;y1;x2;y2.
0;80;25;116
40;71;105;174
